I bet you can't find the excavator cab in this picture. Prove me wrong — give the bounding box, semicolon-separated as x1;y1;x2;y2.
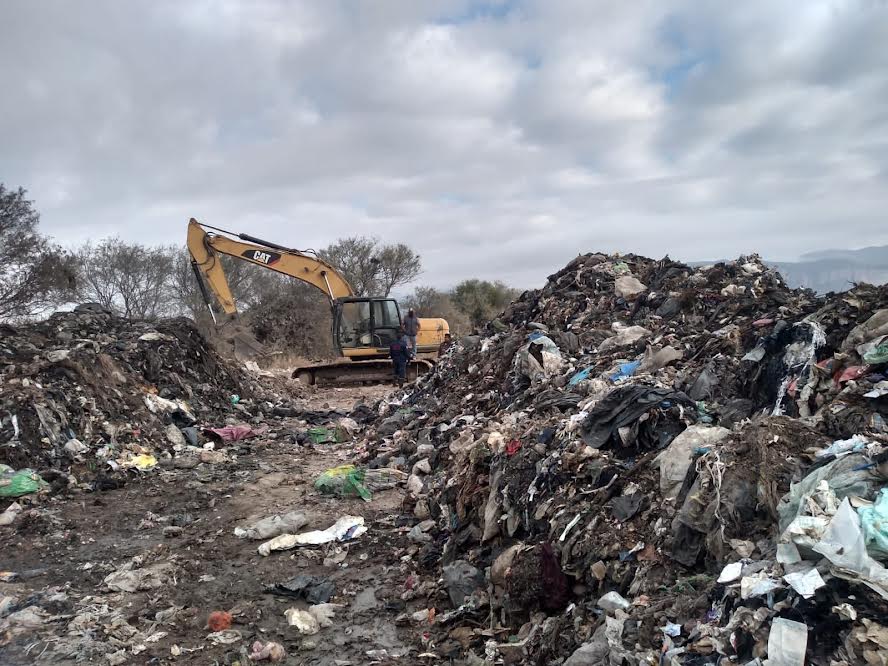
334;297;402;356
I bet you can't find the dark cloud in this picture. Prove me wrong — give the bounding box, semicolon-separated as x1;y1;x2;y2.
1;0;886;289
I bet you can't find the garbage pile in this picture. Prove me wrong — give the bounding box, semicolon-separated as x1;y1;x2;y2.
0;306;296;491
360;253;888;665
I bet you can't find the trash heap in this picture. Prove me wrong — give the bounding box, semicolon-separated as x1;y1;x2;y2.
0;306;292;490
360;253;888;665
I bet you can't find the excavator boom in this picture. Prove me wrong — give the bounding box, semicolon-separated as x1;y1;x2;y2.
187;218;353;315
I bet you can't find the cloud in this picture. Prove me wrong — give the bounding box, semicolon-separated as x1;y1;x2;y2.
1;0;886;289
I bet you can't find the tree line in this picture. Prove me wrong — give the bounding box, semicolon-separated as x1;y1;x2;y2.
1;184;519;354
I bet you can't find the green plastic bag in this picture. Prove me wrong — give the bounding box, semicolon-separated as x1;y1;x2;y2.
863;343;888;365
314;464;371;501
307;427;337;444
858;488;888;561
0;464;48;497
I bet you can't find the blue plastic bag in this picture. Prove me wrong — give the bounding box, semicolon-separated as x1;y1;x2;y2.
568;367;594;386
610;360;640;382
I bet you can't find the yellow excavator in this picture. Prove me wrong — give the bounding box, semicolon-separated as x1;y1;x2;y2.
186;218;449;385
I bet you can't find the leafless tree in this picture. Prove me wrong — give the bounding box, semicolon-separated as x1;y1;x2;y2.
75;238;177;319
376;243;422;297
319;236;421;296
0;184;75;320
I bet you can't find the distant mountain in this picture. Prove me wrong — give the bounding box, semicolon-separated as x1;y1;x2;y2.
691;246;888;294
771;245;888;293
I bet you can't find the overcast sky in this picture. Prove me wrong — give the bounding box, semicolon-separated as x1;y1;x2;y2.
2;1;887;289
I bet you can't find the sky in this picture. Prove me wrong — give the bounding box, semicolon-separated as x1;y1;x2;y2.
2;0;887;290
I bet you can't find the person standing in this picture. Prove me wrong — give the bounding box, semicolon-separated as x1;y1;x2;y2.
403;308;421;357
438;332;452;356
389;327;410;387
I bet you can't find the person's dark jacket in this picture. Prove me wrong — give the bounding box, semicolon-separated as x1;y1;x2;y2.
389;338;410;364
403;314;420;336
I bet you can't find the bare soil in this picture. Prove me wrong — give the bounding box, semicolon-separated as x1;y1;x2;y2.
1;386;437;665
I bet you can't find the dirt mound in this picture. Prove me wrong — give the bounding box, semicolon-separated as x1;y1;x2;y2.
358;253;888;664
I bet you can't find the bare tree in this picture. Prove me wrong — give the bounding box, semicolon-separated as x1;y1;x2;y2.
319;236;421;296
169;249;212;322
376;244;421;297
75;238;177;319
318;236;380;296
0;185;75;320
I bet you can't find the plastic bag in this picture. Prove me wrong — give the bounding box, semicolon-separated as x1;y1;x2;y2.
123;454;157;470
864;342;888;365
813;498;888;599
767;618;808;666
515;335;563;381
257;515;367;556
314;465;371;501
0;465;48;497
568;367;593;386
234;511;309;540
307;427;337;444
610;360;640;382
859;489;888;561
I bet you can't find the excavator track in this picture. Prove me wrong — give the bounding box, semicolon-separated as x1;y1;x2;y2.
292;358;434;386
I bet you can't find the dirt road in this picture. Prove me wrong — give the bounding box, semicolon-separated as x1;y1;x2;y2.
1;386;434;665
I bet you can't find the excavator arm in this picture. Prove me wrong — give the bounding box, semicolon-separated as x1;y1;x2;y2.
186;218;354;317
